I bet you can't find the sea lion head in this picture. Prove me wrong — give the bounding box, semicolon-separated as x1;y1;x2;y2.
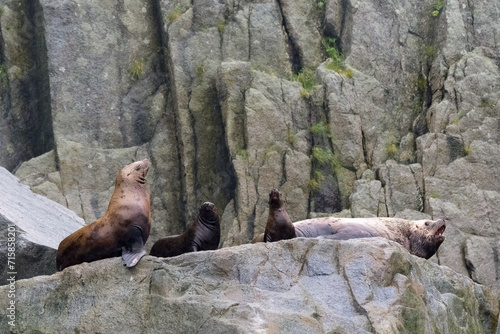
409;218;446;259
118;159;150;185
199;202;219;223
268;188;284;209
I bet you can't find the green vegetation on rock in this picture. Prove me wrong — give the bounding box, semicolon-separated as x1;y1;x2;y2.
129;59;144;80
310;121;331;138
217;20;227;33
168;8;182;23
432;0;445;16
287;128;297;147
292;68;317;91
236;149;249;159
424;45;437;58
323;38;353;78
197;62;204;78
386;136;400;159
308;170;325;192
311;146;334;165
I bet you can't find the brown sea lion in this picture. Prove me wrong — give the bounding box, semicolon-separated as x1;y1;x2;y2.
56;159;151;270
150;202;220;257
293;217;446;259
261;188;295;242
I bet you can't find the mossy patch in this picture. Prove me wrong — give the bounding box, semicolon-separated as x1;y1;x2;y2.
398;285;427;333
416;74;426;94
236;149;249;159
287;128;297;147
323;38;353;78
424;45;437;58
217;20;227;33
129;59;144;80
311;121;331;137
389;252;413;278
292;68;317;91
431;0;445;17
197;62;204;78
311;146;334;165
168;8;183;23
308;170;325;192
464;144;471;156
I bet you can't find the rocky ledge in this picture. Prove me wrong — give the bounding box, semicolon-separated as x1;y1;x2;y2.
1;238;498;334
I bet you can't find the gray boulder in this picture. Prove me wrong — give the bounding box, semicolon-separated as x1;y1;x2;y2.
0;167;85;281
0;238;498;333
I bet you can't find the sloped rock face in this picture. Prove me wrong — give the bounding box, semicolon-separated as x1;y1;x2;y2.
0;0;499;295
0;167;85;281
0;239;498;333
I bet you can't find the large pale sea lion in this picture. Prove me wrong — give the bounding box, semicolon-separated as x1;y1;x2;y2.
293;217;446;259
56;159;151;270
150;202;220;258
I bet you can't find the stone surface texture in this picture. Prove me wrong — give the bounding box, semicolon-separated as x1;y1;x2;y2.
1;238;499;334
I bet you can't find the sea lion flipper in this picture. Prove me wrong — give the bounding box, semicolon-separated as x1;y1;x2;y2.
122;247;146;267
121;225;147;268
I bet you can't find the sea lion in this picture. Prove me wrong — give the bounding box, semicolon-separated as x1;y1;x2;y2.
56;159;151;270
150;202;220;257
293;217;446;259
260;188;295;242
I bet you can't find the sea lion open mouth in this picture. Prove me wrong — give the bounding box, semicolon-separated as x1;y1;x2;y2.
268;189;282;207
435;224;446;236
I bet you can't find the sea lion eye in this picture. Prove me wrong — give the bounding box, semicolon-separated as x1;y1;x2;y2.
135;165;141;171
425;221;429;226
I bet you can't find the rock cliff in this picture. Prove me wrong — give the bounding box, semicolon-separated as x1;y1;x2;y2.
0;0;499;296
1;238;498;333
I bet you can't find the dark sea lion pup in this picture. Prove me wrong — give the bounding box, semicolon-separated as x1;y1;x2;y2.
251;188;295;243
293;217;446;259
56;159;151;271
150;202;220;258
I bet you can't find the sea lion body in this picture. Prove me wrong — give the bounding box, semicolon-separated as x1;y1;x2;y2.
293;217;446;259
56;159;151;270
262;188;295;242
150;202;220;258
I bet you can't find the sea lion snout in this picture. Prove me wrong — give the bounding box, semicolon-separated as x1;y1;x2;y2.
434;219;446;237
202;202;215;211
268;188;281;203
137;159;150;173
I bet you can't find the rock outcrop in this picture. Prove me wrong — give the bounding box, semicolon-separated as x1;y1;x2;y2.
0;0;499;295
1;238;498;333
0;166;84;281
